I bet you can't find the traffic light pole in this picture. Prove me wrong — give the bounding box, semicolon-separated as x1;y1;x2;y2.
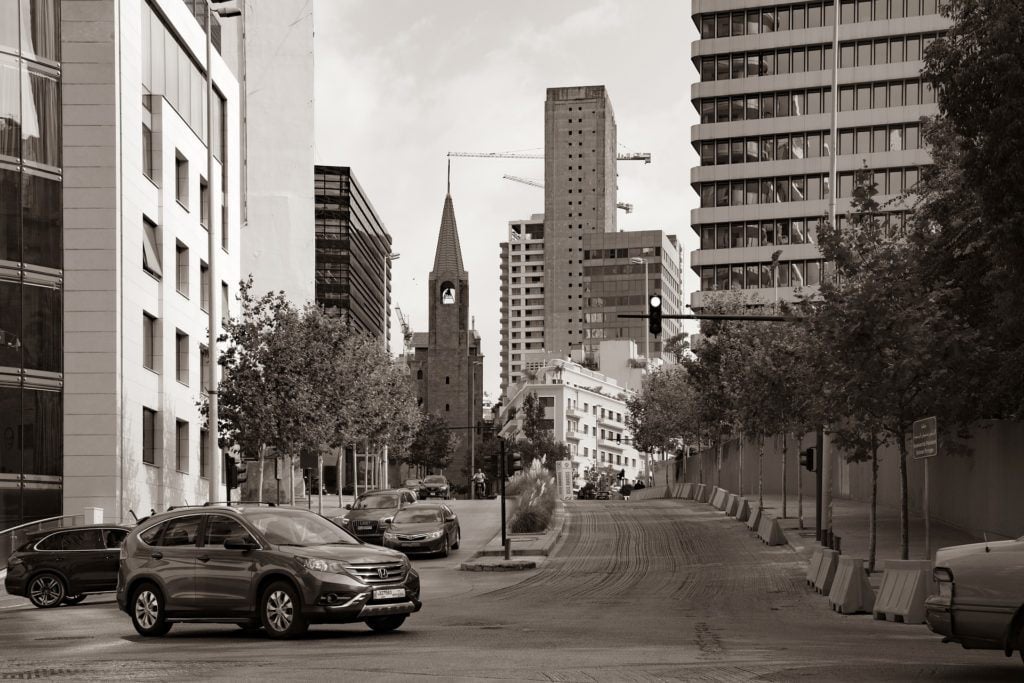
500;437;508;559
815;429;824;543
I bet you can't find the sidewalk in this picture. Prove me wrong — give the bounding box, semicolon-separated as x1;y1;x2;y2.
745;492;978;569
460;502;567;571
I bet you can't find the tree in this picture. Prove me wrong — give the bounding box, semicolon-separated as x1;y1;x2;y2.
663;332;690;363
404;413;459;473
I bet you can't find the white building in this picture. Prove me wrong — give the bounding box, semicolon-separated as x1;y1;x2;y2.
62;0;241;521
498;355;645;485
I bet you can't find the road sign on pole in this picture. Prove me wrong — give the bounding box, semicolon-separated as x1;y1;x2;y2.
555;460;574;501
912;417;938;459
912;416;938;560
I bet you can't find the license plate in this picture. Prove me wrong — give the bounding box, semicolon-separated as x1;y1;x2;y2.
356;524;372;530
373;588;404;600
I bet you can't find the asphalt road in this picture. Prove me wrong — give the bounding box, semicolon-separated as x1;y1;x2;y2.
1;498;1021;681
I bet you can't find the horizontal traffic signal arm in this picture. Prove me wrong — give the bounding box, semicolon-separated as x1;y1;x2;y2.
618;313;804;323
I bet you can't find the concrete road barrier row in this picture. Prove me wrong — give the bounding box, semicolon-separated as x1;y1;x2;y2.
695;484;708;503
806;548;825;586
756;514;786;546
873;559;933;624
828;557;876;614
726;494;740;517
681;483;695;499
745;503;761;531
712;488;729;510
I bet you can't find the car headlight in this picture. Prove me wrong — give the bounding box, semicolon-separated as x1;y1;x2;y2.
383;531;398;540
425;530;444;540
382;517;394;525
336;517;350;526
302;557;351;575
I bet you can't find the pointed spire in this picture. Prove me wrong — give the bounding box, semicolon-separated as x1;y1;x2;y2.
432;189;466;275
447;158;451;195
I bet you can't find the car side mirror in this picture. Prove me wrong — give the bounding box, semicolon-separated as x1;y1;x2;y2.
224;535;257;551
344;504;352;510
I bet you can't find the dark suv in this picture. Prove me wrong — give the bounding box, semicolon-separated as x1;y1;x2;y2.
5;525;129;608
333;489;416;544
419;475;451;500
117;504;420;638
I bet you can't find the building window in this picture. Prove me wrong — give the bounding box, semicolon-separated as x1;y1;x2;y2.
200;428;209;478
175;152;188;208
142;218;162;278
445;376;450;385
175;330;188;384
176;242;189;297
142;123;155;181
176;420;189;473
143;313;157;370
199;178;209;227
143;408;157;465
445;404;450;412
221;282;230;324
416;369;423;380
200;344;210;393
221;204;229;252
200;261;210;311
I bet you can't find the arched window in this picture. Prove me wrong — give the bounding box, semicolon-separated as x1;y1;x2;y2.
445;376;450;384
445;404;450;411
417;369;423;380
440;281;456;304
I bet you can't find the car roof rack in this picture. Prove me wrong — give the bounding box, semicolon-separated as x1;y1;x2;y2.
203;501;277;507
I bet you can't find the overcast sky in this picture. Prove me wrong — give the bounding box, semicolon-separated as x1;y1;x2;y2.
313;0;701;399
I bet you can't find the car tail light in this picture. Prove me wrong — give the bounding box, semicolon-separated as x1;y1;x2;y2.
933;567;954;599
119;544;128;561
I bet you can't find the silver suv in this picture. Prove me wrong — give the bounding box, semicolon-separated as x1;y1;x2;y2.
116;504;420;638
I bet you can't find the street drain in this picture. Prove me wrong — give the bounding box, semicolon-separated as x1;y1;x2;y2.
34;636;92;641
2;668;88;679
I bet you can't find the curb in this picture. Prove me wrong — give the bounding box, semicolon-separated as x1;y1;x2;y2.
465;500;567;567
460;559;538;572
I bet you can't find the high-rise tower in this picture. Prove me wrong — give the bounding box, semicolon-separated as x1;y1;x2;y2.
542;86;618;356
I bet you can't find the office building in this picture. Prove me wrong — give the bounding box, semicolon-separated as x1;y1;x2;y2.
60;0;241;521
0;0;62;528
689;0;947;308
221;0;316;306
314;165;392;341
499;214;545;398
405;187;484;491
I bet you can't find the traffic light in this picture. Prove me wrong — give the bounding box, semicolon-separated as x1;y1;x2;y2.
800;447;816;472
648;294;662;336
510;451;523;475
236;460;248;485
224;454;239;489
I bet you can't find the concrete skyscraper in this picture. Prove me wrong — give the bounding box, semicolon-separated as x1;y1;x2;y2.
689;0;947;308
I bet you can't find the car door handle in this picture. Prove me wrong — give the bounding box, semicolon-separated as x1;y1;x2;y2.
197;555;210;563
150;551;163;560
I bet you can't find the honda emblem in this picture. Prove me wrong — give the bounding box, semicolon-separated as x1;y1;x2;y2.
377;567;388;579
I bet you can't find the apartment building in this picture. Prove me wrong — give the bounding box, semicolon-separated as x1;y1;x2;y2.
61;0;241;522
689;0;947;308
0;0;62;528
499;214;545;398
314;165;392;342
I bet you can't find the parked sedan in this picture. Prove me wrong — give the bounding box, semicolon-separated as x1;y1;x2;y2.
333;489;416;544
925;536;1024;662
382;504;461;557
4;525;130;608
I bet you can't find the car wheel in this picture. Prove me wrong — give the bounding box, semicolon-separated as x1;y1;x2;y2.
261;581;308;639
28;573;66;608
451;529;460;550
366;615;406;633
131;583;172;636
62;594;87;606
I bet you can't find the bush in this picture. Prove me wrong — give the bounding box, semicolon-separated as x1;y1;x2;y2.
507;460;558;533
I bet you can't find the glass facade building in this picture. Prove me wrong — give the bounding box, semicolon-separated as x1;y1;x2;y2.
314;166;392;342
0;0;62;529
689;0;947;308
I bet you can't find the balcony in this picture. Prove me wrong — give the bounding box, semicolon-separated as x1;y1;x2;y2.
565;430;582;442
597;415;620;428
566;406;580;417
599;437;625;451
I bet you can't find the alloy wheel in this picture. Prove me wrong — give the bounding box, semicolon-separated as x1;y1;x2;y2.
135;590;159;630
266;589;294;632
29;574;64;608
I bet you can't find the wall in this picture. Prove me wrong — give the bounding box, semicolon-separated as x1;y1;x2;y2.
659;421;1024;542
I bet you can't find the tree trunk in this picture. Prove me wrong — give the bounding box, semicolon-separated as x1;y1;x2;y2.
738;437;744;496
256;445;266;504
289;453;296;506
796;433;804;530
898;429;910;560
715;434;722;487
782;432;788;519
869;437;879;573
757;434;764;508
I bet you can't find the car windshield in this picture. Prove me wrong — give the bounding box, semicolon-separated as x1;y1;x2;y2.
243;509;359;547
403;480;420;487
423;476;446;485
353;494;399;510
394;509;443;524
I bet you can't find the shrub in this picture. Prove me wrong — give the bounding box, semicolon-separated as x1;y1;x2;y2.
507;460;558;533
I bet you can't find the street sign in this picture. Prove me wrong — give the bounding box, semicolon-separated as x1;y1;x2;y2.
912;417;938;460
555;460;574;501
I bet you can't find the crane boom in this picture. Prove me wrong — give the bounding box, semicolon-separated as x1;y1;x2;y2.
449;151;651;163
502;175;634;213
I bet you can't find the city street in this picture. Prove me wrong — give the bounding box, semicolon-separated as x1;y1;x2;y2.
1;499;1021;681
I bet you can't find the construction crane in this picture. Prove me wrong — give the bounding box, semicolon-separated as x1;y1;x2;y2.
394;305;413;354
502;175;634;214
448;150;652;164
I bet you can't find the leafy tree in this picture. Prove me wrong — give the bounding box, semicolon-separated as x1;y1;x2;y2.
663;332;690;363
404;413;459;473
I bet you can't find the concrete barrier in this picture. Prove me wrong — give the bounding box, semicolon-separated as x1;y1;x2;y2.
671;484;685;498
712;488;729;510
813;549;840;595
828;557;876;615
726;494;740;517
681;483;695;499
736;498;751;522
806;548;825;586
873;560;933;624
756;514;786;546
706;486;719;505
695;484;708;503
746;504;761;531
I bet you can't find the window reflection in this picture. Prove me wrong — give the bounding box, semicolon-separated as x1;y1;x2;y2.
22;282;60;372
0;55;19;159
22;170;60;268
0;166;17;262
0;280;20;368
21;0;60;63
22;66;60;168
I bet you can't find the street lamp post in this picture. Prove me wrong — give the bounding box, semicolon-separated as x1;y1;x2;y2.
206;0;239;504
630;257;649;361
381;252;399;491
469;359;482;499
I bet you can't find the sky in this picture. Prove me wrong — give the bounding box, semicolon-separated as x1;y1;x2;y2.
312;0;701;399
